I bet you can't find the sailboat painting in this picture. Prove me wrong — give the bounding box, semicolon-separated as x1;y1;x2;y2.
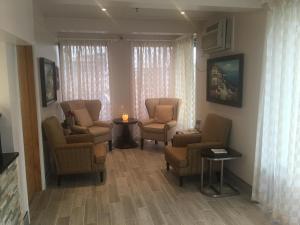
207;54;244;107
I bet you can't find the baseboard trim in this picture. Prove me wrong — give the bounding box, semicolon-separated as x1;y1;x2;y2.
224;169;252;196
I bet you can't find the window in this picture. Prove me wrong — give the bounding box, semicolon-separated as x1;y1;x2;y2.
59;40;111;120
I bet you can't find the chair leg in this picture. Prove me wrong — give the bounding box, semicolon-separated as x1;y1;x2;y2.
57;175;61;186
179;176;183;187
141;138;144;150
166;162;170;171
108;140;112;151
155;140;158;145
100;171;104;183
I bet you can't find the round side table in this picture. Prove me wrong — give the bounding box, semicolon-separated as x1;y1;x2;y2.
113;118;138;149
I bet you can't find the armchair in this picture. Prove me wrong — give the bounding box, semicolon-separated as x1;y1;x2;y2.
138;98;181;149
165;113;232;186
60;99;113;151
42;116;107;185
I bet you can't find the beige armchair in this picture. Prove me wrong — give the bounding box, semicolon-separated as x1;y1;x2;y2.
138;98;181;149
165;113;232;186
42;116;107;185
60;99;113;151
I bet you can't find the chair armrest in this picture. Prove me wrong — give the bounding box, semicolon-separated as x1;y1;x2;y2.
56;142;93;150
93;120;113;128
66;134;94;144
71;125;89;134
172;133;202;147
138;119;155;127
165;120;177;129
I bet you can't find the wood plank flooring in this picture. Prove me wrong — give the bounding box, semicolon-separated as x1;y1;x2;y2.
29;143;273;225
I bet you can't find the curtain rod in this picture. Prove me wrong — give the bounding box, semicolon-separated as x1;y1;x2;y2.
58;37;176;42
126;39;175;42
58;37;120;42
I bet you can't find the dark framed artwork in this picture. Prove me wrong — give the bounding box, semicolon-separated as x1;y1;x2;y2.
55;66;60;90
39;58;57;107
206;54;244;107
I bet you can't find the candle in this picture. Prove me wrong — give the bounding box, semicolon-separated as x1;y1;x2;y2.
122;113;129;121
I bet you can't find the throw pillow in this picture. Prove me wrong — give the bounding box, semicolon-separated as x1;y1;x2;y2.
155;105;174;123
73;108;94;127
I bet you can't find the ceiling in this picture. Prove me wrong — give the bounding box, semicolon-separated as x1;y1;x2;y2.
37;0;263;21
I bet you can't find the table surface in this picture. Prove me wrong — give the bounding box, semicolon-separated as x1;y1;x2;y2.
113;118;138;125
201;148;242;160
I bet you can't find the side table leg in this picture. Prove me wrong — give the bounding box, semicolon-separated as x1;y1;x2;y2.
209;160;212;186
220;160;224;194
201;158;204;191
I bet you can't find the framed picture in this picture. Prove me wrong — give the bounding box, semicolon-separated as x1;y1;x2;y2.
55;66;60;90
207;54;244;107
39;58;57;107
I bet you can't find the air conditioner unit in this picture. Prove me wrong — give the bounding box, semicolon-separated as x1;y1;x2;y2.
202;17;233;53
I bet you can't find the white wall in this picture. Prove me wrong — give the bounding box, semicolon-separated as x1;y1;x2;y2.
0;42;29;218
32;2;61;188
196;10;266;185
0;43;14;152
0;0;34;44
0;0;37;217
0;0;60;216
46;17;203;35
108;40;132;118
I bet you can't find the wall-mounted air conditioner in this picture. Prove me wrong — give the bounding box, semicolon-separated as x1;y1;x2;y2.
202;17;233;53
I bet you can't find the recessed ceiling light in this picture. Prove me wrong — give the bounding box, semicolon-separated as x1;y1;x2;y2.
180;11;185;15
101;8;107;12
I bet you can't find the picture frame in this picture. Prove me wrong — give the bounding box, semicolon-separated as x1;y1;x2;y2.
39;58;57;107
206;54;244;107
55;66;60;90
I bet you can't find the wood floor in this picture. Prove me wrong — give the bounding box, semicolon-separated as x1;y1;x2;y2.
29;143;273;225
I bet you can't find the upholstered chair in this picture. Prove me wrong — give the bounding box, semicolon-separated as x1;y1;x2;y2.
42;116;107;185
165;113;232;186
60;100;113;151
138;98;181;149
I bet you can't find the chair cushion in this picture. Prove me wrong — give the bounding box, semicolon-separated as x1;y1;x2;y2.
88;126;110;136
94;143;107;164
165;146;188;168
143;123;165;133
155;105;174;123
73;108;94;127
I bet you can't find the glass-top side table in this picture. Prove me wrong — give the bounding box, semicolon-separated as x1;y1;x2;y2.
200;148;242;198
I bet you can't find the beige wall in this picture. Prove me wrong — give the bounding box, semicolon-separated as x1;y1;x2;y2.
196;11;267;185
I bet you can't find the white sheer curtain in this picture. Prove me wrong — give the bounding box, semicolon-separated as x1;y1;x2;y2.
59;40;111;120
130;41;175;120
174;37;196;130
130;39;196;130
252;1;300;225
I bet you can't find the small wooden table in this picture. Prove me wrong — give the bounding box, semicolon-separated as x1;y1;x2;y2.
113;118;138;149
200;148;242;197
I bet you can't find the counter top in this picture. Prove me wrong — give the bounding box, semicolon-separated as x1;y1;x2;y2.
0;152;19;174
